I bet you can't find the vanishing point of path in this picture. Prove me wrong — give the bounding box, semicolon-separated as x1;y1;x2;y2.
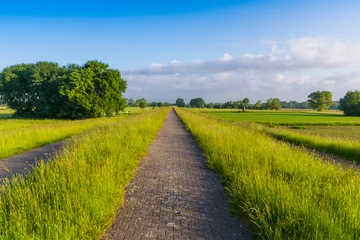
103;109;252;240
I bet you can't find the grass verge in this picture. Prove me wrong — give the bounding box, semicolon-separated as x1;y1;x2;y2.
175;108;360;240
0;108;169;239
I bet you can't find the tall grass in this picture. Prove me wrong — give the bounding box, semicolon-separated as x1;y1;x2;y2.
0;117;122;159
0;108;169;239
266;128;360;163
175;108;360;240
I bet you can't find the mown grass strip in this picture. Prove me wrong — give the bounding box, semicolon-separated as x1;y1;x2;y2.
265;128;360;163
0;108;169;239
0;117;124;160
175;108;360;240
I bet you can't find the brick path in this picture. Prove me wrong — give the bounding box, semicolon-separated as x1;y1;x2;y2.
103;109;252;240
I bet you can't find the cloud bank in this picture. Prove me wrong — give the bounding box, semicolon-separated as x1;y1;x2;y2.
123;37;360;103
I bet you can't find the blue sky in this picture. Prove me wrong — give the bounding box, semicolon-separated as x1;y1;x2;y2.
1;0;360;102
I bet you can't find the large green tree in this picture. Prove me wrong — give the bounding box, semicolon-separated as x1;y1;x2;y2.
265;98;281;110
176;98;185;107
307;91;333;111
0;60;127;119
189;98;206;108
340;90;360;116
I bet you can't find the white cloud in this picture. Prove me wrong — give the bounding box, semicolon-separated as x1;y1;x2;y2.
124;37;360;102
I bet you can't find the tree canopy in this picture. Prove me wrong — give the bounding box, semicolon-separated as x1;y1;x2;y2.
176;98;185;107
340;90;360;116
307;91;333;111
189;98;206;108
265;98;281;110
0;60;127;119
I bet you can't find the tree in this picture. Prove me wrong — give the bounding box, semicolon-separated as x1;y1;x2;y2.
307;91;333;111
134;98;147;107
176;98;185;107
157;102;163;108
189;98;206;108
265;98;281;110
127;98;134;107
340;90;360;116
0;60;127;119
207;102;214;108
253;100;261;109
139;100;147;110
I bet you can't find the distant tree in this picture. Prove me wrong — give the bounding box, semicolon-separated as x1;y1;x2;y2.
214;103;222;109
127;98;134;107
134;98;147;107
189;98;206;108
242;98;250;108
150;101;157;108
223;101;233;109
207;102;214;108
254;100;262;109
307;91;333;111
157;102;163;108
176;98;185;107
340;90;360;116
163;102;170;107
265;98;281;110
139;101;147;110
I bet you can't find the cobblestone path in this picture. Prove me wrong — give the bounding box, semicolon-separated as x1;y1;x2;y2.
103;109;252;240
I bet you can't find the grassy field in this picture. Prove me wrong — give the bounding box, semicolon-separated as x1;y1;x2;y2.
266;127;360;163
205;111;360;126
0;108;169;239
277;125;360;141
175;108;360;239
0;108;14;119
0;117;124;160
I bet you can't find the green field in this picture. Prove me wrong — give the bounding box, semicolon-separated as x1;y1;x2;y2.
0;108;14;119
0;117;123;160
277;125;360;141
205;111;360;125
176;108;360;239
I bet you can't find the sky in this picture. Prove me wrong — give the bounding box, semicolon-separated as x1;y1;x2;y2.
1;0;360;103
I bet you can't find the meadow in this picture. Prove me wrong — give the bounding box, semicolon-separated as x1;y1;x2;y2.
205;111;360;126
200;109;360;162
0;117;123;160
175;108;360;239
0;108;169;239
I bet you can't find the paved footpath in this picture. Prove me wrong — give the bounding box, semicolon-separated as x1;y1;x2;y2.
103;109;252;240
0;141;65;179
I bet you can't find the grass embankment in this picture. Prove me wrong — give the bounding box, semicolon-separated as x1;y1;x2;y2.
0;117;123;160
0;108;169;239
266;127;360;163
205;111;360;126
175;108;360;240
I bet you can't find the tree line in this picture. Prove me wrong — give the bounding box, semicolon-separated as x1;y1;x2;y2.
175;90;360;116
0;60;127;119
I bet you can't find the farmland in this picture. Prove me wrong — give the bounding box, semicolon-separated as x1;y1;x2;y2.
176;108;360;239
